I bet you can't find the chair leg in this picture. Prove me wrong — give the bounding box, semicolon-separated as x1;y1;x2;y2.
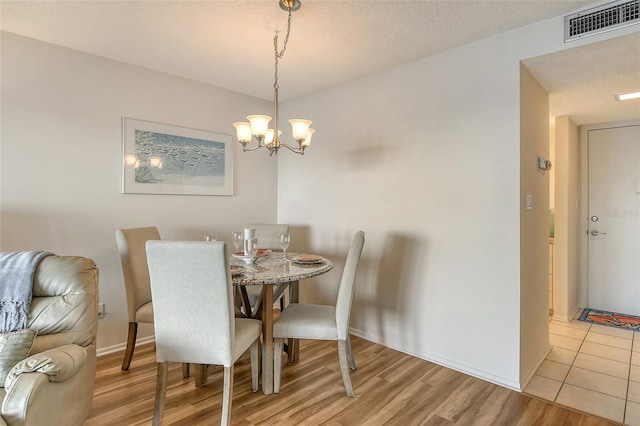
346;334;356;370
152;362;168;426
121;322;138;370
337;340;355;397
221;365;234;426
182;363;190;378
250;338;260;392
194;364;207;388
274;338;283;393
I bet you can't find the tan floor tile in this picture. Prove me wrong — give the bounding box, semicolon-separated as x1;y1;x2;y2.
633;351;640;366
580;341;631;363
565;319;592;331
629;380;640;403
556;383;625;423
535;359;571;381
564;366;627;399
546;347;577;365
523;375;562;402
550;323;589;340
573;353;630;379
626;401;640;426
635;335;640;352
585;331;633;350
590;324;635;340
549;333;583;352
631;365;640;382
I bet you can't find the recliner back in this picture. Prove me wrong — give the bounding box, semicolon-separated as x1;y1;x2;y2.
28;255;99;355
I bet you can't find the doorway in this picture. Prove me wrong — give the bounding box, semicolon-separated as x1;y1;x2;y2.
582;121;640;316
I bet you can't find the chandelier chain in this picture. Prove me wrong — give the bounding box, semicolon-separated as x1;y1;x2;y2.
273;7;293;90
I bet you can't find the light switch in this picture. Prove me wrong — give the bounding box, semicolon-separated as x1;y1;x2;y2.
525;194;533;210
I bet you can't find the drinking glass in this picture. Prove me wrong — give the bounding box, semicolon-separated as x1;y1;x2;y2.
279;232;290;261
246;238;259;260
203;234;217;242
232;231;243;253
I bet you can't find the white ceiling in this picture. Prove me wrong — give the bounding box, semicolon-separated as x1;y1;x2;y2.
1;0;639;125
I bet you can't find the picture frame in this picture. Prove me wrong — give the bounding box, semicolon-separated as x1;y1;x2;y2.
122;118;233;196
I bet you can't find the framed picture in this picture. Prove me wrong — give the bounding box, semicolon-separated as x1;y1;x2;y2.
122;118;233;196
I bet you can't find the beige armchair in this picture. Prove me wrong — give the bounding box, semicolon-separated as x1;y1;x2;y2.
0;255;98;426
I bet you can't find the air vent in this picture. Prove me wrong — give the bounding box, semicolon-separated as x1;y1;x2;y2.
565;0;639;42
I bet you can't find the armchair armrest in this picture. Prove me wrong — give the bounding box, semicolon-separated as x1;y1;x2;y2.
1;344;95;426
5;344;87;388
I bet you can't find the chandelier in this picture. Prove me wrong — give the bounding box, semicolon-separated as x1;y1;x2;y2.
233;0;314;156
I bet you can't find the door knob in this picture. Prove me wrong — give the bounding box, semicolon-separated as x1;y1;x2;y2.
590;230;607;236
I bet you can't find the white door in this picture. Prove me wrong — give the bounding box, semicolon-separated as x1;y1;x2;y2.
588;124;640;315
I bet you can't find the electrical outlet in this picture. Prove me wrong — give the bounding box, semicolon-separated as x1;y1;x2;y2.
98;303;105;319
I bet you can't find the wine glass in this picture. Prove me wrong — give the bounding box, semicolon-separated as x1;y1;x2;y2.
232;231;243;253
203;234;217;242
279;232;290;261
246;238;259;262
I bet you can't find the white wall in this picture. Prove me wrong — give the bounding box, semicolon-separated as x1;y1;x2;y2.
553;116;581;321
519;63;551;385
277;13;638;389
0;32;277;350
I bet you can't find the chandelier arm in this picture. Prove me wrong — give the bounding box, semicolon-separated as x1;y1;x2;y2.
281;143;305;155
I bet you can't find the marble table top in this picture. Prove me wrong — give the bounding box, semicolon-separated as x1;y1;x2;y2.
231;252;333;286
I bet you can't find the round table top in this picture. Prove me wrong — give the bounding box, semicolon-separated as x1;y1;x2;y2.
231;252;333;286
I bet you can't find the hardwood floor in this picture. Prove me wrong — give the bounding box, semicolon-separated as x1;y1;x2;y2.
86;336;619;425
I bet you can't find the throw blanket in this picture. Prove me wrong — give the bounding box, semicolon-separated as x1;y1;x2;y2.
0;251;53;333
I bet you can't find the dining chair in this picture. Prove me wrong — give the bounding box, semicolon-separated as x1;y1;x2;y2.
273;230;365;397
246;223;290;312
115;226;161;371
146;240;261;426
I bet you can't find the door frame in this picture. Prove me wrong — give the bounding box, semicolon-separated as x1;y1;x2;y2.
579;119;640;309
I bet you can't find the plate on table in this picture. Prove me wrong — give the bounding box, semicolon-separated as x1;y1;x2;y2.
232;249;271;263
292;254;325;265
230;265;246;276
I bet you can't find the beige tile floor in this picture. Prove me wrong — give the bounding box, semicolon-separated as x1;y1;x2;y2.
524;317;640;424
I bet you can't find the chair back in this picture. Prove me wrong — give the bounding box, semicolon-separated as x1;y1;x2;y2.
335;231;365;340
249;223;289;250
115;226;160;322
146;241;235;366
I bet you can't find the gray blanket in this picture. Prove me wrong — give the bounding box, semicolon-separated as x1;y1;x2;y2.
0;251;53;333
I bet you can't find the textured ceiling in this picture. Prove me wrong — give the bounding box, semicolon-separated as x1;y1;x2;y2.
1;0;638;125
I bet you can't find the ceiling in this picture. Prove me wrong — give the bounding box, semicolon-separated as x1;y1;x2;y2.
1;0;639;125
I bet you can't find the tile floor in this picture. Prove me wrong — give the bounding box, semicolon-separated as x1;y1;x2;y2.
524;317;640;424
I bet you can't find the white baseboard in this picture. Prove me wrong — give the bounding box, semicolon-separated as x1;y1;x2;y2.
348;327;522;392
552;305;582;323
520;345;552;390
96;336;155;357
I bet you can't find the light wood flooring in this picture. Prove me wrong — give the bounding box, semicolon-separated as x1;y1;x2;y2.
86;336;619;425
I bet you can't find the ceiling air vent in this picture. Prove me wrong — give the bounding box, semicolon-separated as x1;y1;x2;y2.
565;0;639;42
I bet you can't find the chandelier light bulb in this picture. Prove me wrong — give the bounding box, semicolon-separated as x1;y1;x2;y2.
233;122;253;143
289;119;312;141
247;115;272;137
265;129;283;146
302;128;314;147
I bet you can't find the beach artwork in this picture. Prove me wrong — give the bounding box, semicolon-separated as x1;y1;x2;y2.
122;118;233;196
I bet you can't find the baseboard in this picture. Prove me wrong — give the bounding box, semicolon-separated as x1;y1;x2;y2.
348;327;522;392
520;345;552;390
551;305;582;323
96;336;155;357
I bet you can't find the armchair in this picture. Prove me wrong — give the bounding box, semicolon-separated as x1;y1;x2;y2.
0;255;98;426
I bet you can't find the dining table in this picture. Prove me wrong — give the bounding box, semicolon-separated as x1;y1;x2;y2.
231;251;333;395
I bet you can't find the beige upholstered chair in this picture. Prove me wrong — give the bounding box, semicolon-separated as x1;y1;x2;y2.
115;226;160;370
0;255;98;426
146;241;261;426
273;231;365;397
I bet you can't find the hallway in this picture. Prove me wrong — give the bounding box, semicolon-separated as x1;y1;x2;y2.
525;317;639;424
